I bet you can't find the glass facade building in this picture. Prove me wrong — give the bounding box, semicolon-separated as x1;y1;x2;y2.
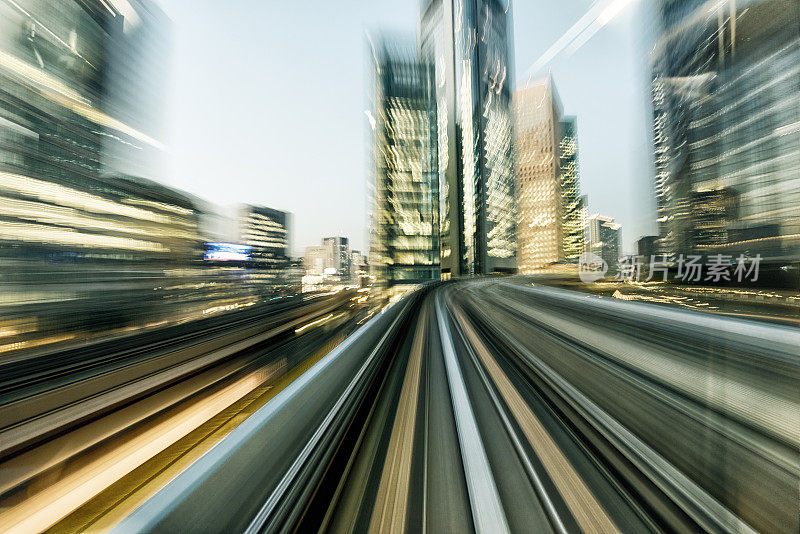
323;236;351;279
560;116;584;263
0;1;247;349
0;0;191;262
369;40;440;288
588;214;622;276
239;205;290;268
237;205;292;292
512;77;564;272
650;0;800;267
420;0;516;277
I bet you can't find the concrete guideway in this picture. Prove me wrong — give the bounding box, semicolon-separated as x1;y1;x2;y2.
22;280;794;533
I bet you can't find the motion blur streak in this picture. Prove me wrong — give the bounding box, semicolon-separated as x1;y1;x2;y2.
525;0;637;77
1;0;798;532
0;0;303;359
0;370;265;534
0;290;369;532
452;305;619;534
435;292;509;533
115;280;798;533
367;307;426;534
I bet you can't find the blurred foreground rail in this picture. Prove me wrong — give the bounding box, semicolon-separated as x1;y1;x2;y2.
94;279;798;534
0;290;368;533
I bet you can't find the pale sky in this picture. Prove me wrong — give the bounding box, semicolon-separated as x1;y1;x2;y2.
159;0;657;256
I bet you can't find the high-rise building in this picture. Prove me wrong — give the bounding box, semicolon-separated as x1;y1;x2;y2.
650;0;800;266
0;1;222;343
560;116;585;263
304;236;352;279
420;0;516;277
323;236;350;279
369;40;440;288
512;77;565;272
588;214;622;275
0;0;194;262
238;205;291;270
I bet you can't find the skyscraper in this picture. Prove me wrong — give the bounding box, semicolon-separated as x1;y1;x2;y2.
512;76;564;272
0;0;198;262
650;0;800;268
560;116;585;263
323;236;351;279
239;205;291;270
369;39;440;288
420;0;516;277
588;214;622;276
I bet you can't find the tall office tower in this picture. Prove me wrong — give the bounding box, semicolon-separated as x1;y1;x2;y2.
650;0;800;269
323;236;351;279
0;0;201;261
420;0;516;277
238;205;291;289
560;116;584;263
587;214;622;276
512;76;564;272
369;40;440;288
238;205;291;269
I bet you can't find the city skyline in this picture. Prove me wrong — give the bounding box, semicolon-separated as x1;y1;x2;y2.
158;0;653;257
1;4;797;532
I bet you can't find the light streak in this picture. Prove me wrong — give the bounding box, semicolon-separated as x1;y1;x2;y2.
0;372;265;534
295;313;334;334
0;51;165;150
524;0;637;79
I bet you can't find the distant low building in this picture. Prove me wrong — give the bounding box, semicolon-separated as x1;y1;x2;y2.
304;246;327;276
304;236;354;283
350;250;367;283
286;258;304;293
